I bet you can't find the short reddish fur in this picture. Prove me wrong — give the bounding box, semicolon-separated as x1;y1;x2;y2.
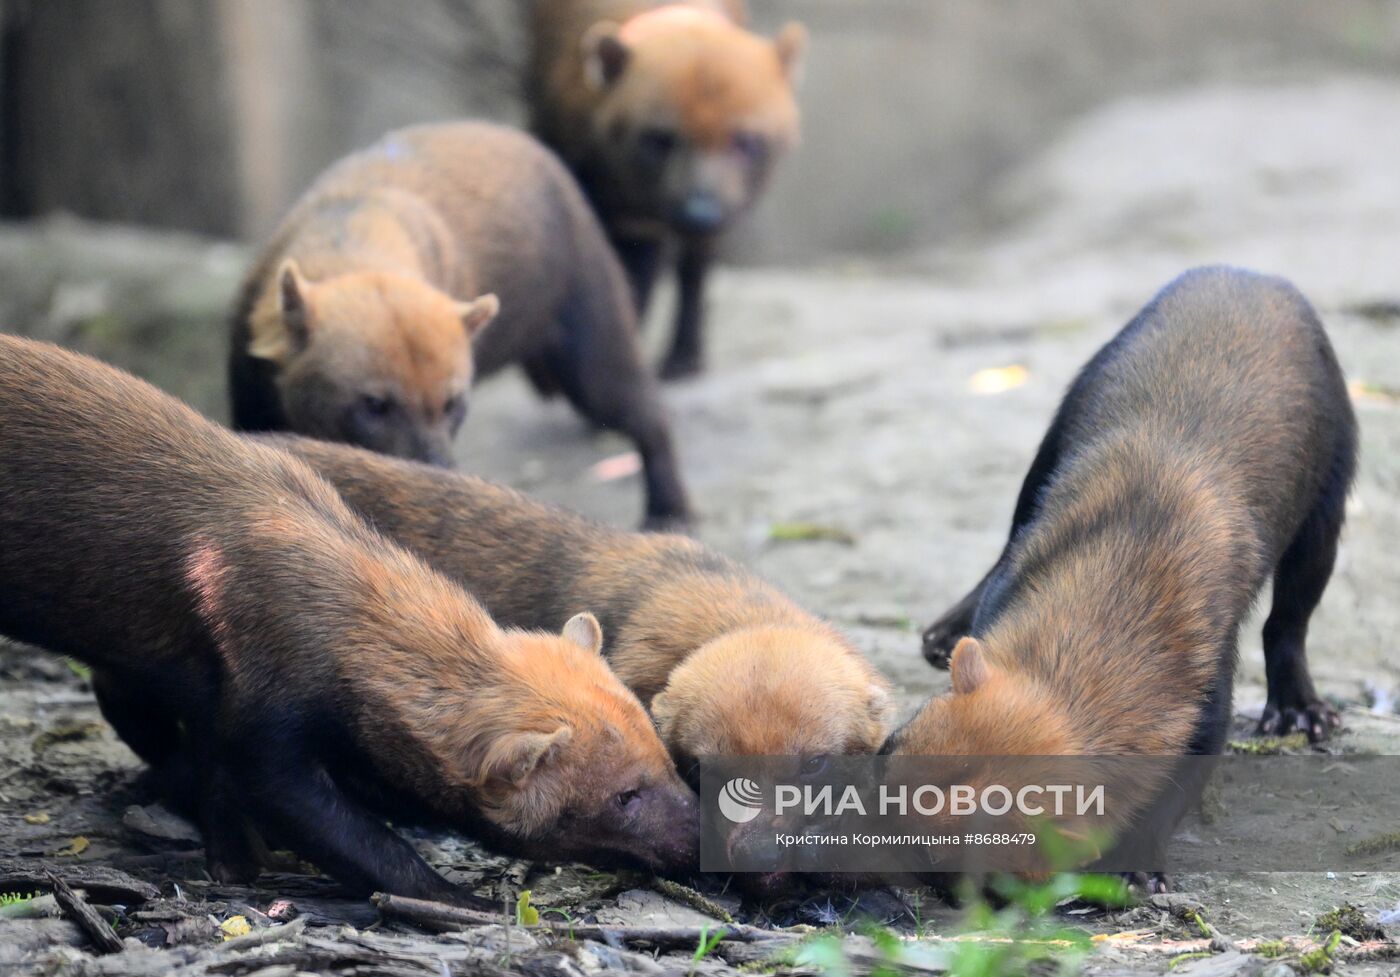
0;335;694;896
259;434;894;771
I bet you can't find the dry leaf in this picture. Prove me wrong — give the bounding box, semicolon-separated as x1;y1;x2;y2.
220;915;252;940
768;522;856;546
54;836;89;857
1348;379;1400;405
968;364;1029;395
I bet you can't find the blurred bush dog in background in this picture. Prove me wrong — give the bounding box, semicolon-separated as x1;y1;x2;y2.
0;335;698;901
230;121;690;528
527;1;805;378
891;267;1356;883
258;433;893;782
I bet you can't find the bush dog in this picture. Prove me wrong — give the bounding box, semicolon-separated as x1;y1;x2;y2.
526;1;805;378
0;335;697;901
229;120;690;528
255;434;893;781
895;267;1356;882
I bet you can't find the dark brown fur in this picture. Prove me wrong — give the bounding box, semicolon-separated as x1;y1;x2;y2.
893;267;1357;873
0;335;696;899
230;120;690;527
254;433;893;781
527;1;804;378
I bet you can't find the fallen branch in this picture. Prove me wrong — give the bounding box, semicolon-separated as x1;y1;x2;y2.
651;877;735;924
373;892;791;951
219;914;309;951
48;872;124;954
0;859;159;903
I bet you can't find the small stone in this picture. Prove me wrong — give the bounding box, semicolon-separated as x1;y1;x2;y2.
122;804;201;843
1170;950;1264;977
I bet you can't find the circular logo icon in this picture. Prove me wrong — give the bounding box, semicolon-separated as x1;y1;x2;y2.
718;777;763;823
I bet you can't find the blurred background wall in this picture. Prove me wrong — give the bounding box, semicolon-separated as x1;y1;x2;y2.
3;0;1400;262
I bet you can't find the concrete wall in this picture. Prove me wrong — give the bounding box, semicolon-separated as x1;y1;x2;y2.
4;0;1400;261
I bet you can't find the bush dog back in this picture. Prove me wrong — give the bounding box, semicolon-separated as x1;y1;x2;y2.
230;120;690;527
897;268;1356;879
257;433;893;782
0;335;696;900
527;0;805;377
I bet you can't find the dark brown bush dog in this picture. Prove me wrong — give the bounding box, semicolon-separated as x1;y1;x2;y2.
895;267;1356;886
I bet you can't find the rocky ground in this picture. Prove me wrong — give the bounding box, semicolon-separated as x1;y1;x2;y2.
3;77;1400;975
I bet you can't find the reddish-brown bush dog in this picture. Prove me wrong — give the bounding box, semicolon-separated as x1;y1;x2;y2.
0;335;696;901
527;1;805;378
259;433;893;779
230;120;689;527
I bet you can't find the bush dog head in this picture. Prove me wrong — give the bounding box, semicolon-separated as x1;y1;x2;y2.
466;613;701;870
649;625;893;782
248;259;498;466
883;637;1081;758
580;6;804;235
188;519;698;873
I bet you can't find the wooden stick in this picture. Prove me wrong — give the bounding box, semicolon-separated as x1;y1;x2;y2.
372;892;791;950
0;859;159;903
47;872;124;954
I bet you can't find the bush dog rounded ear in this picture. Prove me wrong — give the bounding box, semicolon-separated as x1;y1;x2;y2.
561;612;604;654
774;22;807;85
456;293;499;338
247;258;315;360
950;637;991;695
581;22;629;89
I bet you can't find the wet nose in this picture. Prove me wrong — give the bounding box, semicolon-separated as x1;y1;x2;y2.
668;787;701;861
643;784;700;869
675;193;726;234
416;437;456;468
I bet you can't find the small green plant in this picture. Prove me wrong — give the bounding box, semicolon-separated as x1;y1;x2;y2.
907;889;928;939
1345;832;1400;857
945;872;1126;977
1297;930;1342;974
1227;733;1308;755
791;935;853;977
1314;903;1381;941
861;922;907;977
0;891;40;920
64;658;92;681
538;908;575;940
1167;951;1213;969
1254;940;1288;958
514;890;540;927
690;925;728;975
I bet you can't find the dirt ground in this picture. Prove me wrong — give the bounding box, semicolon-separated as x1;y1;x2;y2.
3;78;1400;974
